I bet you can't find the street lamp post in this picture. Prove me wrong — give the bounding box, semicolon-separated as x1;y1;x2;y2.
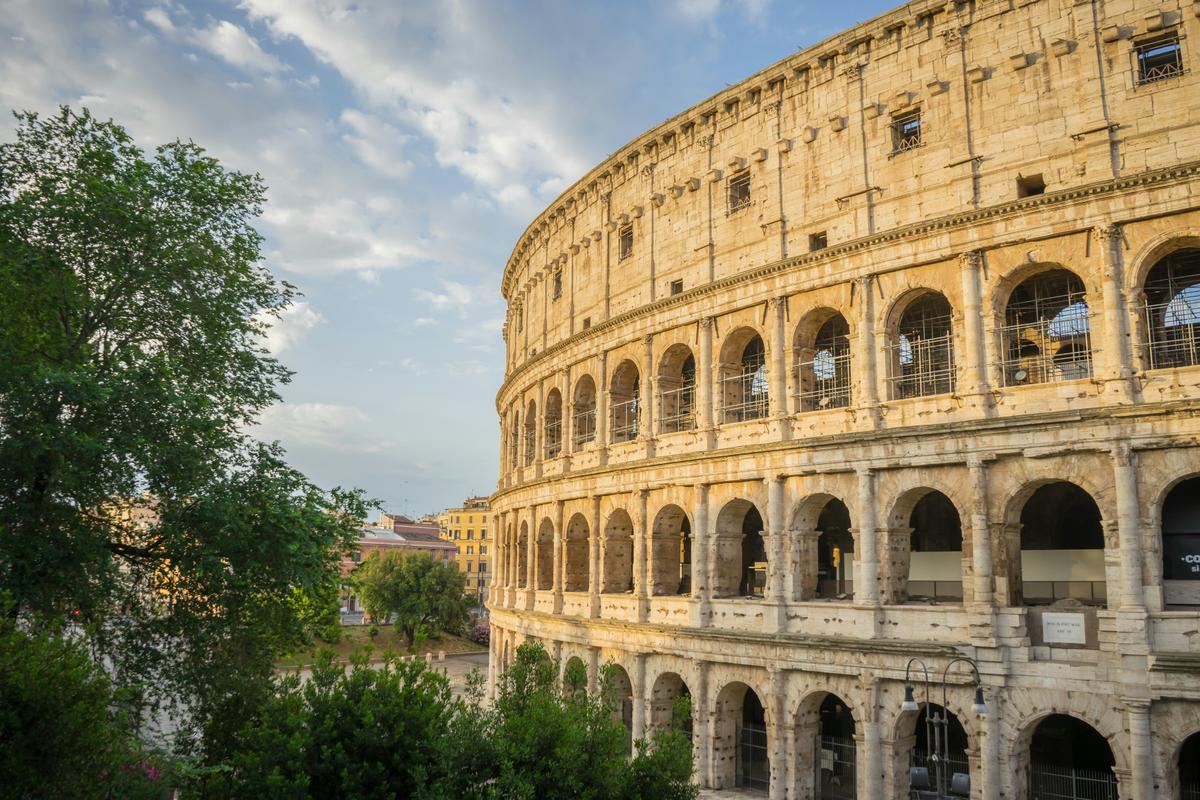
901;656;988;799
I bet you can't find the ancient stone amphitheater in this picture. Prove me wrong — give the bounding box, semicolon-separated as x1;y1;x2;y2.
487;0;1200;797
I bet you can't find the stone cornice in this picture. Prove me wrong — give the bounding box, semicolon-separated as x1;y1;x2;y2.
496;160;1200;409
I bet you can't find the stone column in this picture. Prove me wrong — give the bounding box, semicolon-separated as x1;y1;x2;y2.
587;645;600;694
597;350;609;462
855;275;881;428
1112;442;1146;611
698;316;716;446
980;690;1002;800
631;652;648;742
1124;697;1154;800
959;250;991;402
525;506;536;609
768;666;787;800
694;660;711;788
634;489;649;622
561;366;573;467
641;334;655;455
535;380;545;478
767;475;787;632
553;500;564;614
968;456;993;608
589;495;602;618
860;676;883;800
498;413;508;484
692;483;711;627
1096;224;1135;402
769;296;790;428
855;468;880;606
793;528;820;601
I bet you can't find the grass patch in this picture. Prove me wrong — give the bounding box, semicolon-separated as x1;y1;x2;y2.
278;625;486;668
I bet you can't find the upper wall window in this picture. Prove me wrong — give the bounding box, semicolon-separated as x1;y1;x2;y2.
1136;34;1183;84
618;223;633;261
552;270;562;300
728;170;751;214
891;110;922;153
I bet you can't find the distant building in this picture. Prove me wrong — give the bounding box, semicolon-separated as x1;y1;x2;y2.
339;522;457;619
437;496;491;596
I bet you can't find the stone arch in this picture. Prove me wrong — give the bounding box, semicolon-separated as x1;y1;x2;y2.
602;508;634;593
650;503;692;595
790;492;855;602
523;398;537;466
1140;243;1200;371
1017;713;1120;799
713;498;766;598
793;306;853;412
794;689;858;800
563;655;587;695
718;325;769;423
563;512;590;592
517;520;529;588
995;265;1094;386
1159;473;1200;606
1128;230;1200;292
535;516;554;591
658;342;697;433
885;289;956;399
1171;727;1200;800
544;387;563;458
1008;480;1107;607
891;700;973;800
712;680;771;791
884;487;964;604
609;359;641;442
572;374;597;447
603;662;635;753
650;671;693;734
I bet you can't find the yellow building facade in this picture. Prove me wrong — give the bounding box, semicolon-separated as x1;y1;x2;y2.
439;496;492;595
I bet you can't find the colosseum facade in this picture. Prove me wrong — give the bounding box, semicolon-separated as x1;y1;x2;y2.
487;0;1200;797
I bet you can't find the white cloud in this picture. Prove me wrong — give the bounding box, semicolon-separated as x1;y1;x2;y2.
413;280;497;318
339;109;413;179
143;8;175;34
194;20;285;75
258;300;323;354
452;316;504;352
256;402;387;453
674;0;721;22
412;317;436;327
445;359;493;376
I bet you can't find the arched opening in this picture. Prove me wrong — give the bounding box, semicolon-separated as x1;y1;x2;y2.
650;504;692;595
544;389;563;459
536;518;554;591
563;513;590;592
1178;730;1200;800
714;500;766;598
658;344;697;433
1162;476;1200;607
610;360;641;443
713;682;770;792
796;692;857;800
1027;715;1117;799
523;400;537;466
1018;482;1106;606
516;522;529;588
563;655;587;695
507;408;519;468
720;330;769;423
1001;268;1092;386
572;375;597;448
888;292;956;399
815;499;855;600
650;672;692;739
906;491;964;604
1143;247;1200;370
602;509;634;594
604;664;634;754
797;311;852;412
903;703;970;798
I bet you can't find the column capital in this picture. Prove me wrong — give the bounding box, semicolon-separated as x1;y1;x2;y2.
959;248;984;270
699;315;715;330
768;295;788;312
1111;439;1135;465
643;333;654;348
1094;222;1124;244
1120;696;1152;712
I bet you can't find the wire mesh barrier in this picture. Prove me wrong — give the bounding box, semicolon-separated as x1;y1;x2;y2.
1144;297;1200;369
657;384;696;433
799;351;852;412
722;367;770;423
909;749;970;799
544;419;562;459
738;720;771;792
571;409;596;447
610;398;639;442
1136;36;1183;85
523;426;536;466
1183;780;1200;800
1027;763;1118;800
1000;314;1093;386
816;735;857;800
888;332;956;399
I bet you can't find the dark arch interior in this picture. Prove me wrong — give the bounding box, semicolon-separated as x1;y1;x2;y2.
1180;731;1200;791
910;491;962;551
677;515;693;594
816;499;854;599
740;506;766;596
742;334;765;366
1030;715;1115;773
1163;476;1200;586
739;689;769;791
1020;482;1103;549
912;703;968;769
819;694;856;739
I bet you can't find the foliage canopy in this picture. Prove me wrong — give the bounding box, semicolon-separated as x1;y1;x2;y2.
352;551;469;650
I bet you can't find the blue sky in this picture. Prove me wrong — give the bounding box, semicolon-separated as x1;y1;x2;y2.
0;0;893;516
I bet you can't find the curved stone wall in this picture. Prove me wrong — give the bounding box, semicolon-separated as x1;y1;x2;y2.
488;0;1200;797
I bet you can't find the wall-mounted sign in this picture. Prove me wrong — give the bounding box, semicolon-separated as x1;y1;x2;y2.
1042;612;1087;645
1163;534;1200;580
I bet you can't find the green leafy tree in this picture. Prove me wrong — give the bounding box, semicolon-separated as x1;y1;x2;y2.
352;551;468;650
0;107;368;763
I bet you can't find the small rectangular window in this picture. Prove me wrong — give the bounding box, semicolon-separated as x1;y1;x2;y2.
670;279;684;296
618;224;634;261
1136;35;1183;84
727;170;751;214
809;231;828;251
582;317;592;330
1017;174;1045;198
552;270;562;300
892;110;922;153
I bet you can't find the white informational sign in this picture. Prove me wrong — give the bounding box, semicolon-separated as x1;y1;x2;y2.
1042;612;1087;645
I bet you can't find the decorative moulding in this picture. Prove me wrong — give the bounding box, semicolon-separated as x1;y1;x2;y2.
864;102;883;119
590;229;602;242
649;192;666;207
728;156;747;170
1050;38;1075;57
617;213;630;225
668;184;685;199
604;220;618;232
631;205;644;219
829;115;848;132
1143;10;1168;30
927;78;950;94
967;65;989;83
894;90;915;107
802;126;819;143
1101;25;1124;42
707;168;724;183
685;177;701;192
776;138;793;153
752;147;769;162
1011;52;1035;69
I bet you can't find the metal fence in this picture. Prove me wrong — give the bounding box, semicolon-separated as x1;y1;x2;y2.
1183;780;1200;800
1144;297;1200;370
571;409;595;447
722;367;769;423
544;418;562;459
738;720;771;791
799;351;852;412
887;332;956;399
817;734;857;800
610;398;639;442
1027;762;1118;800
657;384;696;433
909;749;970;799
999;316;1093;386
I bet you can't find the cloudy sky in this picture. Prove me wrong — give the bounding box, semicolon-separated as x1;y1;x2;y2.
0;0;890;516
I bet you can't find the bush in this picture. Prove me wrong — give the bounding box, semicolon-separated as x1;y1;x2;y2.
469;620;490;646
367;624;379;640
